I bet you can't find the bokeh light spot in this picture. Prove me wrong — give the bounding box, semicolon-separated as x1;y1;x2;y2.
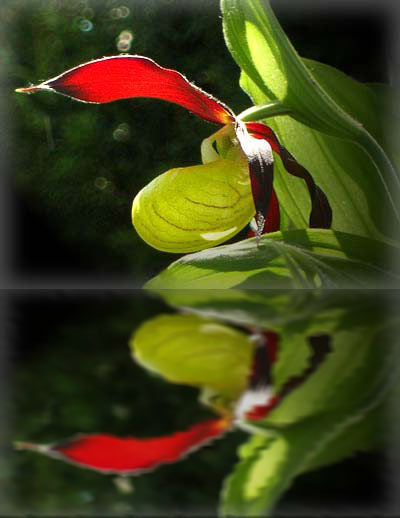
94;177;108;190
116;29;134;52
113;123;130;141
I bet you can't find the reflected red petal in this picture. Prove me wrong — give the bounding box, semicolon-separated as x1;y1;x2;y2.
248;331;279;390
15;417;230;474
264;330;279;364
246;122;332;229
245;395;280;420
17;56;233;126
235;331;279;422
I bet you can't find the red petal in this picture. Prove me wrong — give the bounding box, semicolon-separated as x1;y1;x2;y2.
17;56;233;126
246;122;332;229
15;418;230;474
247;189;280;237
235;332;279;422
235;121;274;238
264;189;280;233
245;122;281;153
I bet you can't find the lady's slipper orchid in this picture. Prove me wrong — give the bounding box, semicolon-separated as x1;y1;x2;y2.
15;329;331;475
16;55;332;252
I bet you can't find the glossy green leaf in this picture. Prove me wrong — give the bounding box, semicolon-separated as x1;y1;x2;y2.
129;314;253;401
145;229;400;289
222;0;400;231
222;0;362;139
240;58;399;238
266;115;393;238
302;59;384;145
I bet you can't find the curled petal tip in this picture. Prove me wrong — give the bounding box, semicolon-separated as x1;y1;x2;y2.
13;440;45;452
15;84;46;94
15;86;35;94
13;441;24;450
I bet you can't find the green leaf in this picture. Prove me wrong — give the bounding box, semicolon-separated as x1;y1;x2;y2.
221;408;382;517
222;0;362;139
365;82;400;171
302;400;385;473
249;59;399;238
129;314;253;401
266;114;394;238
150;289;391;332
222;0;400;232
302;59;384;145
220;337;398;517
145;229;400;289
261;324;390;426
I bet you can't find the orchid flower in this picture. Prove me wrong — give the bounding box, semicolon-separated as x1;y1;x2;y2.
15;328;331;475
16;55;332;252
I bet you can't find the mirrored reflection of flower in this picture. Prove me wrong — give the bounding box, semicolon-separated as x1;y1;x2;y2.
16;55;332;252
14;315;331;475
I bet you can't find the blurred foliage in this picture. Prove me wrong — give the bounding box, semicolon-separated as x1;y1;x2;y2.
5;290;394;515
5;0;387;279
8;292;245;515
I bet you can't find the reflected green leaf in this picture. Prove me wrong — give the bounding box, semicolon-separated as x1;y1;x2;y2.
220;334;398;517
146;229;400;289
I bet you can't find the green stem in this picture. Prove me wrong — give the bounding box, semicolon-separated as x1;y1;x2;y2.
238;101;292;122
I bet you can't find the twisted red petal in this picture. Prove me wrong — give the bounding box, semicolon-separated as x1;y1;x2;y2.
264;189;281;233
235;121;275;237
246;122;332;229
244;395;281;420
17;56;233;126
247;188;280;238
15;417;231;474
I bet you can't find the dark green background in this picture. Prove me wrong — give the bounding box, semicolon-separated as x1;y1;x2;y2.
6;0;388;282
